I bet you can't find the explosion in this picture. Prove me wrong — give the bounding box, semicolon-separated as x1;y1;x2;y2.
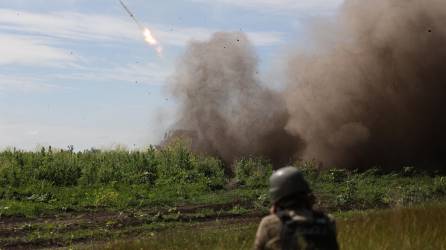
167;32;303;167
166;0;446;170
284;0;446;169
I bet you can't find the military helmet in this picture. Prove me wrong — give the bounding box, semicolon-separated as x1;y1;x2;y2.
269;166;311;204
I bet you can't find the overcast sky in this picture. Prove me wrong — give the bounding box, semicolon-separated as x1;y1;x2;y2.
0;0;343;151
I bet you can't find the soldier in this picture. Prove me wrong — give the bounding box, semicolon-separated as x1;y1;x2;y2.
254;166;339;250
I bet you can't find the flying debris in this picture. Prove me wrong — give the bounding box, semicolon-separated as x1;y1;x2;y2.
119;0;163;56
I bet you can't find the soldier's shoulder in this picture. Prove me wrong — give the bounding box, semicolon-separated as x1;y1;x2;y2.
255;214;282;250
260;214;281;225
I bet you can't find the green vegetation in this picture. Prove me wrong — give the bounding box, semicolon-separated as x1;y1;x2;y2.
98;220;257;250
337;203;446;250
1;143;446;218
0;142;232;217
91;203;446;250
1;142;446;248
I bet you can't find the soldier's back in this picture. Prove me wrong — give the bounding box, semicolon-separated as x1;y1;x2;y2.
254;209;338;250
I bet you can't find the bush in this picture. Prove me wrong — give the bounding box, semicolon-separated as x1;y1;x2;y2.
194;156;226;190
0;159;25;187
151;141;227;199
433;177;446;195
36;151;81;186
93;187;120;207
335;180;357;209
0;147;163;188
234;158;272;188
294;160;320;181
325;169;349;183
2;145;446;217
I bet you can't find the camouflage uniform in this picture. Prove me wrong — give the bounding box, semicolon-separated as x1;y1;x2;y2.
254;208;338;250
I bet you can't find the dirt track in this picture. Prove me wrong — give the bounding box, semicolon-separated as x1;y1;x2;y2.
0;201;263;249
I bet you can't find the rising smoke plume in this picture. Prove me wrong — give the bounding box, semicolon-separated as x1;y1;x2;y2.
285;0;446;169
167;0;446;169
167;32;303;166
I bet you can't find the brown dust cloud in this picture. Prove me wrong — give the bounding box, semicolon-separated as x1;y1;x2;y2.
166;0;446;170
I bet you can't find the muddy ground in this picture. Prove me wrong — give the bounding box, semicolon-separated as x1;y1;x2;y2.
0;201;263;249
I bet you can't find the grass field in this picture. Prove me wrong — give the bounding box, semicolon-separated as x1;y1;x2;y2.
93;203;446;250
1;144;446;249
1;144;445;219
337;203;446;250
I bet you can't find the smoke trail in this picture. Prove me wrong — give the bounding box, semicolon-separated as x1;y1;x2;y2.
167;32;304;166
285;0;446;168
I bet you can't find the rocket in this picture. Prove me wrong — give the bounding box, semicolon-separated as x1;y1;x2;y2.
119;0;163;56
119;0;143;30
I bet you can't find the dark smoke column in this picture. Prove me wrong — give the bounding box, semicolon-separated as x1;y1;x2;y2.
284;0;446;169
167;32;304;167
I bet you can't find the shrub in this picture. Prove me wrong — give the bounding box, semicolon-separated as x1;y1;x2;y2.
294;160;320;181
0;159;24;187
194;156;226;190
93;187;120;207
335;180;357;209
155;141;226;196
433;177;446;195
324;169;349;183
234;158;272;188
36;151;81;186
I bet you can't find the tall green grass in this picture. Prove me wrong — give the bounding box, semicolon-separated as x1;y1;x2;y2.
0;143;226;189
1;142;446;217
0;142;230;216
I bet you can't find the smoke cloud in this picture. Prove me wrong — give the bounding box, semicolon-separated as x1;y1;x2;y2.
167;32;303;166
285;0;446;168
167;0;446;169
